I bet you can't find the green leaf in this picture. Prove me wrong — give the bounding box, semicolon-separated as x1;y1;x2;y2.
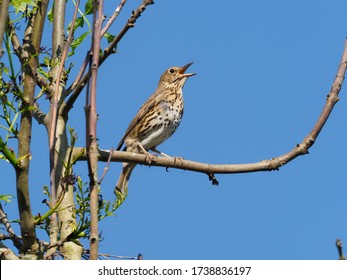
0;63;9;75
37;67;50;79
0;194;14;203
43;56;53;68
68;17;84;34
11;0;37;14
69;31;91;57
85;0;94;15
104;32;116;44
47;7;54;23
42;185;50;197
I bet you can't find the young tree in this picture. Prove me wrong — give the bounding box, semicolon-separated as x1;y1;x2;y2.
0;0;346;260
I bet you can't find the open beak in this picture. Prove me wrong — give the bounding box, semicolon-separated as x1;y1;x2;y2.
178;62;196;77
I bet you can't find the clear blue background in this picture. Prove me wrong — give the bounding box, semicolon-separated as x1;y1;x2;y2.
1;0;347;259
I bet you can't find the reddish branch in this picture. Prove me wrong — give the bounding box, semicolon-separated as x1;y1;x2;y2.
63;0;154;116
86;0;104;260
66;0;127;97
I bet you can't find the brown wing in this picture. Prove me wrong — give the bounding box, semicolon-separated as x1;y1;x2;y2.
116;88;166;150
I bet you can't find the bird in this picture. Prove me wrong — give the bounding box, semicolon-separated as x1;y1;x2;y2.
115;62;196;200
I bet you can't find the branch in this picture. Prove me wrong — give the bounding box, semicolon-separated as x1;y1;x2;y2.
63;0;127;100
102;0;154;58
0;244;19;260
98;148;114;184
63;0;154;116
86;0;104;261
0;0;9;58
0;203;22;250
32;103;47;126
100;0;127;38
71;38;347;183
15;0;49;256
49;0;80;201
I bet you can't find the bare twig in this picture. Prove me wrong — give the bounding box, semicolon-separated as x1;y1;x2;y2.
99;252;138;260
71;38;347;183
0;203;22;250
98;148;114;184
32;104;47;126
103;0;154;57
63;0;154;116
0;0;9;58
86;0;104;260
65;51;90;96
101;0;127;37
65;0;127;101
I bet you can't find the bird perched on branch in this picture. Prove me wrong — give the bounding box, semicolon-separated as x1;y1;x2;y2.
115;62;196;201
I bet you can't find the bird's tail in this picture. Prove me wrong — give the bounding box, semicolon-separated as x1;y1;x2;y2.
114;162;136;207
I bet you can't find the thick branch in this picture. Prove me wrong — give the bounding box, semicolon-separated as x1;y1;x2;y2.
0;244;19;260
15;0;49;258
47;0;84;260
49;0;76;201
72;38;347;183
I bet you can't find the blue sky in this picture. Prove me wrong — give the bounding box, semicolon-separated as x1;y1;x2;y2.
2;0;347;259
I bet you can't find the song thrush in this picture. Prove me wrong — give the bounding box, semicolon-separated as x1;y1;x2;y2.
115;62;196;198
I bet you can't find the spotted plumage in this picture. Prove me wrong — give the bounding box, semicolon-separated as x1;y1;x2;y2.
115;62;196;197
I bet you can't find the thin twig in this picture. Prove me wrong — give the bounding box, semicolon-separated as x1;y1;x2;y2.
65;0;127;97
63;0;154;116
101;0;127;37
0;203;22;250
98;148;114;184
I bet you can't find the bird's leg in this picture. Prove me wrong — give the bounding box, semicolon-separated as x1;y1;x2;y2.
151;147;184;165
136;141;157;164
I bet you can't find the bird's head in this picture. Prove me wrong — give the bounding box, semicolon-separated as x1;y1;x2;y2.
159;62;196;89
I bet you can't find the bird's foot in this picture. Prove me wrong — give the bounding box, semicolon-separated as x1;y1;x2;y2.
173;156;184;166
144;151;158;165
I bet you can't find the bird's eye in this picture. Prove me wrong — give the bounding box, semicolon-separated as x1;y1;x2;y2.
169;68;175;74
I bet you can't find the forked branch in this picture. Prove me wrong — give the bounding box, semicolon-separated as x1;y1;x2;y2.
63;0;154;116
